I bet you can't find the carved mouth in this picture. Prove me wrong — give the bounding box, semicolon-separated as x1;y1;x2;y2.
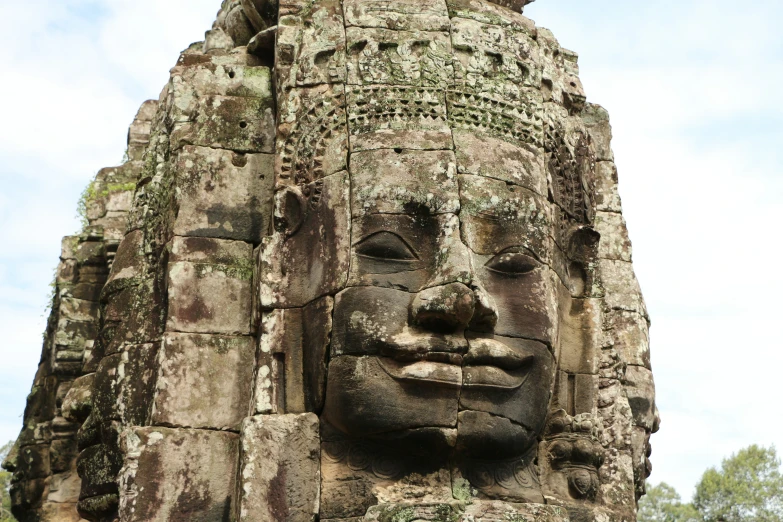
377;337;535;390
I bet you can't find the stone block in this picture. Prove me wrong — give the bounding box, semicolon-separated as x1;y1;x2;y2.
237;414;320;522
345;27;453;88
581;103;614;162
277;84;350;186
17;444;50;481
50;438;79;473
453;130;546;197
598;449;636;508
41;501;83;522
76;443;122;499
90;353;122;423
609;310;650;368
167;237;253;335
62;373;95;423
347;213;471;292
344;0;450;31
346;85;452;152
459;174;552;262
364;501;568;521
117;343;160;426
9;478;46;511
323;356;459;436
446;0;536;32
558;297;601;375
153;333;254;430
57;258;78;284
174;146;274;242
60;297;100;322
257;298;333;414
74;241;106;266
276;0;346;89
120;427;239;522
624;366;656;431
595;211;632;262
330;287;413;357
61;236;80;260
171;63;272;111
171;95;275;153
450;17;541;99
598;259;647;317
259;172;350;309
105;229;144;289
53;318;98;353
595;161;622;212
24;377;58;424
47;471;82;504
448;88;544;149
350;149;459;216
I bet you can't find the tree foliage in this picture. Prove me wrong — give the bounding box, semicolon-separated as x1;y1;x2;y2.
694;445;783;522
641;445;783;522
639;482;700;522
0;441;16;522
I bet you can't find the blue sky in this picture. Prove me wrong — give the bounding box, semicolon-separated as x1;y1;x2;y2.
1;0;782;502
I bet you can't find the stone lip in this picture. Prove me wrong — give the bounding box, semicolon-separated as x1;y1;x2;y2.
488;0;536;13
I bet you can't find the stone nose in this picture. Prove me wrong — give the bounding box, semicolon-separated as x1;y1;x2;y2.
412;283;475;334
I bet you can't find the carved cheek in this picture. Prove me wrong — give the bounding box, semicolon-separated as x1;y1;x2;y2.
484;268;555;345
330;287;414;358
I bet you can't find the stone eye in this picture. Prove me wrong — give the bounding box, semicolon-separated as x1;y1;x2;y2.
485;252;538;275
356;231;417;261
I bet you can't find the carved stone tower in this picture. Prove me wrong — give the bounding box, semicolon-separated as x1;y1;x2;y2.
3;0;658;520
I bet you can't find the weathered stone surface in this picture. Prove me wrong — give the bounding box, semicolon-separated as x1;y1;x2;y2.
277;84;350;185
594;161;622;213
167;236;253;335
153;333;255;429
599;259;648;317
364;501;568;521
120;427;239;522
624;366;657;431
582;103;614;162
238;414;320;522
346;86;452;151
174;146;274;242
171;95;275;153
351;149;459;216
344;0;450;31
277;0;346;89
345;27;454;88
609;310;651;369
453;130;546;196
595;211;633;262
259;171;350;308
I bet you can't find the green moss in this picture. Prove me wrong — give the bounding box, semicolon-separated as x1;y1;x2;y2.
377;506;416;522
77;179;100;228
76;178;137;228
452;477;473;502
193;259;254;281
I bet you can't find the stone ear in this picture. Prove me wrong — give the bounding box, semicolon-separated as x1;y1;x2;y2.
274;187;307;237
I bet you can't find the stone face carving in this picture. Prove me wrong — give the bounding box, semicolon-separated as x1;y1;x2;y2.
4;0;658;521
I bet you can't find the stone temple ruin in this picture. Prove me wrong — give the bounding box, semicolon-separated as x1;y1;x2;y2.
2;0;659;520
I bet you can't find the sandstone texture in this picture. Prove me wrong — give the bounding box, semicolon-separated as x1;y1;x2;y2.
4;0;658;521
